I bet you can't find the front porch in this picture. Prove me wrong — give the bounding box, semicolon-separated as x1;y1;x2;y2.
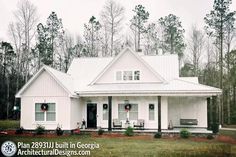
78;95;218;133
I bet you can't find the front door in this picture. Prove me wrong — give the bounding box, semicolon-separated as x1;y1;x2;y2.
87;103;97;128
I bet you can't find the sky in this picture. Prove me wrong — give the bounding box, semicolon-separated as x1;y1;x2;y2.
0;0;236;42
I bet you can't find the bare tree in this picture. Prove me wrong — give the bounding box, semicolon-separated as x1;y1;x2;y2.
101;0;124;56
187;25;205;76
14;0;38;82
8;22;23;106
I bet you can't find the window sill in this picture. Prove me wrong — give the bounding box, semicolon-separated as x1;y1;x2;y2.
33;121;57;125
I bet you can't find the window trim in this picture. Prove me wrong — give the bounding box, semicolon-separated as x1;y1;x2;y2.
35;103;56;122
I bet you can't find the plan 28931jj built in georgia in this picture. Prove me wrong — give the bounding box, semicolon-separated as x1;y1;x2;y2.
15;47;221;132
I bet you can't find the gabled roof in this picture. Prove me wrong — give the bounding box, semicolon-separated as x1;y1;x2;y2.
15;65;75;98
89;47;166;85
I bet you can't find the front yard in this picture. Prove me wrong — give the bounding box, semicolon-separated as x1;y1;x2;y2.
0;120;236;156
0;133;236;157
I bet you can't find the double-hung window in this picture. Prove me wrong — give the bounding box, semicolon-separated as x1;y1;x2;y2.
123;71;133;81
129;104;138;120
35;103;56;121
116;70;140;81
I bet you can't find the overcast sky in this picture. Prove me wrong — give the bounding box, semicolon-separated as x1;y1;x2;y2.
0;0;236;42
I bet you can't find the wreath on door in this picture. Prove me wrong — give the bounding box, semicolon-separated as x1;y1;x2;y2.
41;103;48;111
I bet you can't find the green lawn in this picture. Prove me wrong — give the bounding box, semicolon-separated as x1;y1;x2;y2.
219;129;236;139
0;134;235;157
0;120;20;129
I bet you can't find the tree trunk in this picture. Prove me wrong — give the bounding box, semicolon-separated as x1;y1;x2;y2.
219;16;223;125
6;75;10;119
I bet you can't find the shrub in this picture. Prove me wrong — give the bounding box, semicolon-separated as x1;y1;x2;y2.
98;128;105;135
124;127;134;136
35;124;45;135
15;127;24;134
207;134;214;140
154;132;162;138
55;126;63;136
180;129;190;138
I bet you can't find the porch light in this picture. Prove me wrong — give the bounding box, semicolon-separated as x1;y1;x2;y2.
124;100;129;105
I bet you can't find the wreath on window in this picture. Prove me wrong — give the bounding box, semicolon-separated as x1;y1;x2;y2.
149;104;154;110
41;103;48;111
125;104;132;111
103;104;108;110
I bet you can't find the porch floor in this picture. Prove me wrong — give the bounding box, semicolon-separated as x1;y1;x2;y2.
80;128;212;134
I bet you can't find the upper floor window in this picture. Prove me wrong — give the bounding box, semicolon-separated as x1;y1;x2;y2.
134;71;140;80
123;71;133;81
116;70;140;81
116;71;122;81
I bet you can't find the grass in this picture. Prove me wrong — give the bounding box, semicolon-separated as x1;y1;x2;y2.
0;120;235;156
0;135;235;157
0;120;20;129
219;129;236;139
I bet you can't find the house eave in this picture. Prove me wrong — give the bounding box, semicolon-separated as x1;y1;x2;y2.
76;90;222;97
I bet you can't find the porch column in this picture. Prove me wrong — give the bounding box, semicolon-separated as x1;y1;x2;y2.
158;96;161;132
207;97;211;129
212;96;218;133
108;96;112;131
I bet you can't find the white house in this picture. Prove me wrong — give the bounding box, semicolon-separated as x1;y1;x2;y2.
15;47;221;132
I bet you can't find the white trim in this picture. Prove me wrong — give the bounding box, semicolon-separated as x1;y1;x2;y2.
77;91;221;97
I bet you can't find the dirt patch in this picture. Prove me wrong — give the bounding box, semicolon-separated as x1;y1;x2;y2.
216;135;236;144
92;133;153;140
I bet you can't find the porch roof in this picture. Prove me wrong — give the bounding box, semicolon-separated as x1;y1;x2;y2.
76;78;222;97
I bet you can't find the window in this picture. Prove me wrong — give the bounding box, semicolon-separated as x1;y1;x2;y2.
123;71;133;81
118;104;126;120
116;70;140;81
116;71;122;81
35;103;56;121
129;104;138;120
134;71;140;80
103;104;108;120
149;104;155;120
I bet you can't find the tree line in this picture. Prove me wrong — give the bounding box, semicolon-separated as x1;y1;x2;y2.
0;0;235;125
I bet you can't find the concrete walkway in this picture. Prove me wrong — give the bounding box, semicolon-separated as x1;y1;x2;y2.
220;128;236;131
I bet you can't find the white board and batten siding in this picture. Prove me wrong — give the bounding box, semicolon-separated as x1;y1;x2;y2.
168;97;207;128
95;49;163;84
20;71;76;130
82;96;168;129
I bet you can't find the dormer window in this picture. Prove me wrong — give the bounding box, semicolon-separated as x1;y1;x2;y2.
116;70;140;81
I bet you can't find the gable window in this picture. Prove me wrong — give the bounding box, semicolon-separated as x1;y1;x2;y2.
116;70;141;81
134;71;140;80
116;71;122;81
35;103;56;121
123;71;133;81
